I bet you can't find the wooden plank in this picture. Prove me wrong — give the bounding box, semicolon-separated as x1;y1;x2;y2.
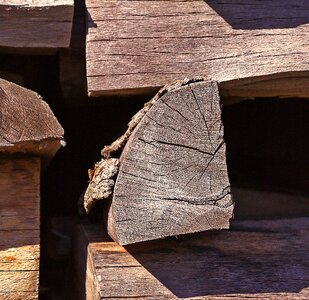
84;79;233;245
0;292;37;300
0;158;40;300
0;0;74;53
74;218;309;299
86;0;309;97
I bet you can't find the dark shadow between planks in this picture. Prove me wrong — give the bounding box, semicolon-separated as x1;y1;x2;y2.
205;0;309;29
222;98;309;219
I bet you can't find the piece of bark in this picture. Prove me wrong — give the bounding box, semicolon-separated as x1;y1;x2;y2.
72;218;309;300
0;0;74;54
86;0;309;97
95;79;233;245
84;158;119;214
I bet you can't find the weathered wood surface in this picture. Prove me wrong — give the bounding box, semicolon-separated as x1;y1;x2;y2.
0;78;64;158
86;0;309;97
85;80;233;245
0;0;74;53
0;158;40;300
73;218;309;299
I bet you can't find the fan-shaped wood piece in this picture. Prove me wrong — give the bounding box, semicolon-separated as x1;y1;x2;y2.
108;80;233;245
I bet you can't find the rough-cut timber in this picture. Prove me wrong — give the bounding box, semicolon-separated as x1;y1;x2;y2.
103;80;233;245
0;0;74;53
73;218;309;300
0;78;64;159
86;0;309;97
0;79;64;300
0;158;40;300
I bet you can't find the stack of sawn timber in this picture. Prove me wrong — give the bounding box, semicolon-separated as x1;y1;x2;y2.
0;79;64;299
0;0;73;298
79;0;309;299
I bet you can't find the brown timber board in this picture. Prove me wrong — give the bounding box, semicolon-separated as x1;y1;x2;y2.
74;218;309;300
0;0;74;53
86;0;309;97
0;158;40;299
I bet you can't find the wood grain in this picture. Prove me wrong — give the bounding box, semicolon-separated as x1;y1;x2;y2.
106;80;233;245
0;0;74;53
0;78;64;158
86;0;309;97
74;218;309;299
0;158;40;300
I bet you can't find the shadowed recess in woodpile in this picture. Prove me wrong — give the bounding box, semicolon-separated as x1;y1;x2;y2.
222;97;309;219
84;79;234;245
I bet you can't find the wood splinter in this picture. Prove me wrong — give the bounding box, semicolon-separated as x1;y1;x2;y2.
84;78;234;245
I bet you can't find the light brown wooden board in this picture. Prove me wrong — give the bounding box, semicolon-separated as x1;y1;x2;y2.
103;80;233;245
0;292;38;300
74;218;309;300
0;0;74;53
86;0;309;97
0;158;40;300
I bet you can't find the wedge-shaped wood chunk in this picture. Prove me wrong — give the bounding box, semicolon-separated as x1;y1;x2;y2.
105;80;233;245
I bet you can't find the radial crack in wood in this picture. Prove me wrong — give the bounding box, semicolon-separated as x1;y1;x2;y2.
96;79;234;245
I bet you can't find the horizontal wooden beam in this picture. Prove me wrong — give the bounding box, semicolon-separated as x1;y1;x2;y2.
73;218;309;299
86;0;309;97
0;0;74;54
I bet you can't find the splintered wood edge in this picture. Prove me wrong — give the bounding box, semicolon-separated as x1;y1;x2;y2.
84;77;205;212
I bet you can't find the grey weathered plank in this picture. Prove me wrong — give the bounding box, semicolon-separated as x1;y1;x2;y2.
0;0;74;53
86;0;309;97
74;218;309;300
87;79;233;245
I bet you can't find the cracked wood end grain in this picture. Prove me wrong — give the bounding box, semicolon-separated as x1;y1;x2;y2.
103;79;233;245
0;78;64;158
